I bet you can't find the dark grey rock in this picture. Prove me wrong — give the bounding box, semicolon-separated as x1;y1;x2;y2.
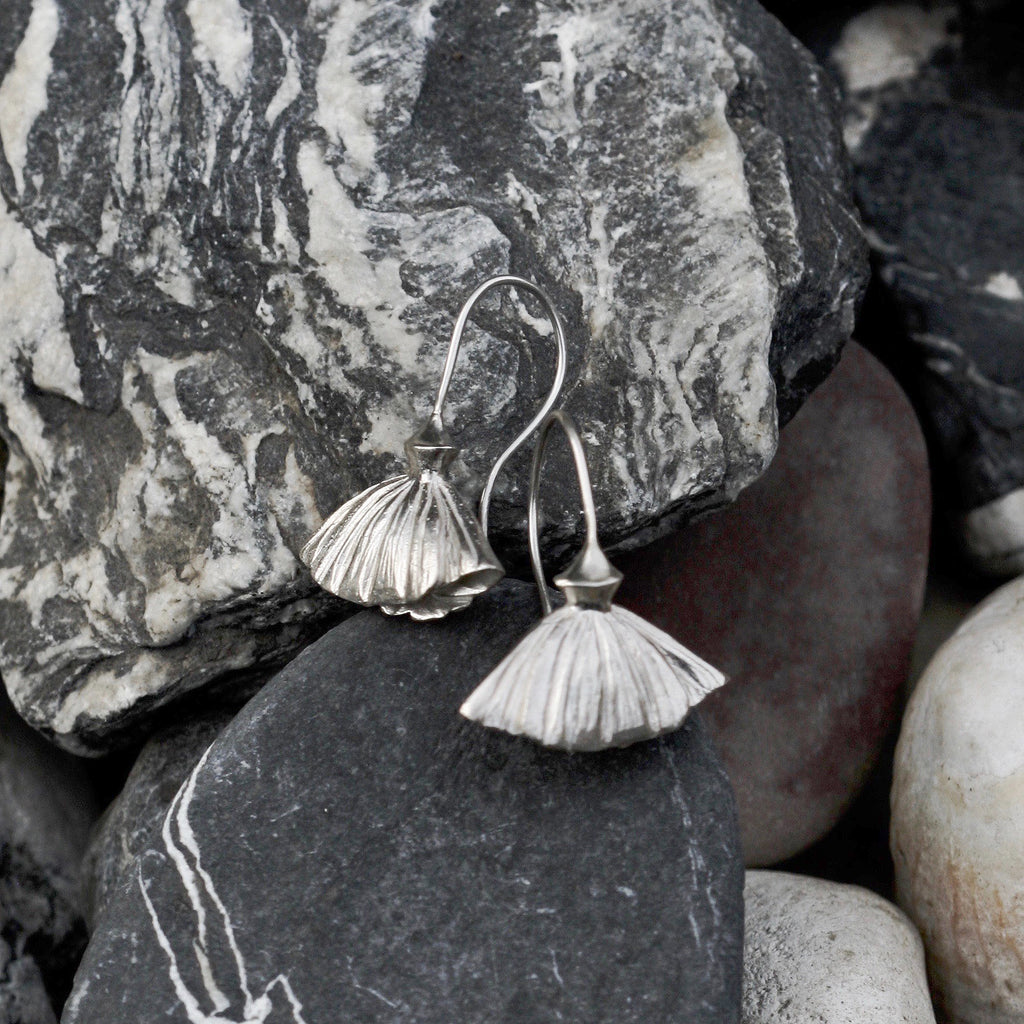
0;0;865;753
81;708;236;927
0;951;57;1024
828;3;1024;574
0;687;98;1021
64;580;744;1024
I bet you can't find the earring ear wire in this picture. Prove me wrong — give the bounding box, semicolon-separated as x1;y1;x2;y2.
453;276;567;536
300;275;568;619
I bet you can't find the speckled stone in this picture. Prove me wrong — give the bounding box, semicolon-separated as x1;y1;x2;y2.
892;574;1024;1024
617;342;930;865
743;871;935;1023
828;2;1024;575
64;580;744;1024
0;0;865;753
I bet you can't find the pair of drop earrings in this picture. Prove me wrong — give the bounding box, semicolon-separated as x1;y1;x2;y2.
302;276;725;752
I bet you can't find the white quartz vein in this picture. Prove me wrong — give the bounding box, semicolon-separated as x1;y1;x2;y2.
0;202;82;490
133;349;300;642
524;0;778;513
585;200;625;340
0;0;59;194
106;0;182;223
186;0;252;98
313;0;435;191
292;139;513;455
315;0;386;176
265;17;303;126
139;748;309;1023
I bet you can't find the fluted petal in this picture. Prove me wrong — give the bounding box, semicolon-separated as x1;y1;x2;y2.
301;472;503;618
460;604;726;751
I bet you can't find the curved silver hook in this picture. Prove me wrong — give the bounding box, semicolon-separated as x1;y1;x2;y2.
429;275;567;534
528;410;616;616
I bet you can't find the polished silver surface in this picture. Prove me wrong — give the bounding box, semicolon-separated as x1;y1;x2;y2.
301;276;568;619
300;467;504;620
527;409;622;616
461;411;727;750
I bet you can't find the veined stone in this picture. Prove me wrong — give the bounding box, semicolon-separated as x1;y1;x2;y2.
0;0;865;751
81;707;237;925
828;3;1024;576
64;581;744;1024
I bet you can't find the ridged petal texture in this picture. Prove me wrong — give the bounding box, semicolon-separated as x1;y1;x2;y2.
461;604;726;750
301;472;503;619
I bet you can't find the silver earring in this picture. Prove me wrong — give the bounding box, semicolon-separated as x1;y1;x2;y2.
460;410;726;750
301;275;568;620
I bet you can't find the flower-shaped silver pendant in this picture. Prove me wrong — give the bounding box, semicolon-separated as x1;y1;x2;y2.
301;418;503;620
460;411;726;750
460;599;725;750
301;276;567;619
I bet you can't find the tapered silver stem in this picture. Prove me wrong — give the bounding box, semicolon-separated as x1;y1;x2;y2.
528;410;621;616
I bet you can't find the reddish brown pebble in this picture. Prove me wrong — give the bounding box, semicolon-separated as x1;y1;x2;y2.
617;342;930;865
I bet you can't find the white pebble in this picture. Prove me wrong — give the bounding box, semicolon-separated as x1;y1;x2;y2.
892;574;1024;1024
743;870;935;1023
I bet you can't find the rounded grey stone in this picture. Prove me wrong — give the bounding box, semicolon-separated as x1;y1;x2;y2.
65;580;744;1024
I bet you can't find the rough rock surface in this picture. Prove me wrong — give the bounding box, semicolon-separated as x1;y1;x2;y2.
0;0;865;753
829;3;1024;575
0;686;98;1022
617;342;930;865
81;707;235;926
64;580;744;1024
892;574;1024;1024
743;871;935;1023
0;956;57;1024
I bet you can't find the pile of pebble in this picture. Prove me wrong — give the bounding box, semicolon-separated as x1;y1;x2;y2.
0;0;1020;1021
